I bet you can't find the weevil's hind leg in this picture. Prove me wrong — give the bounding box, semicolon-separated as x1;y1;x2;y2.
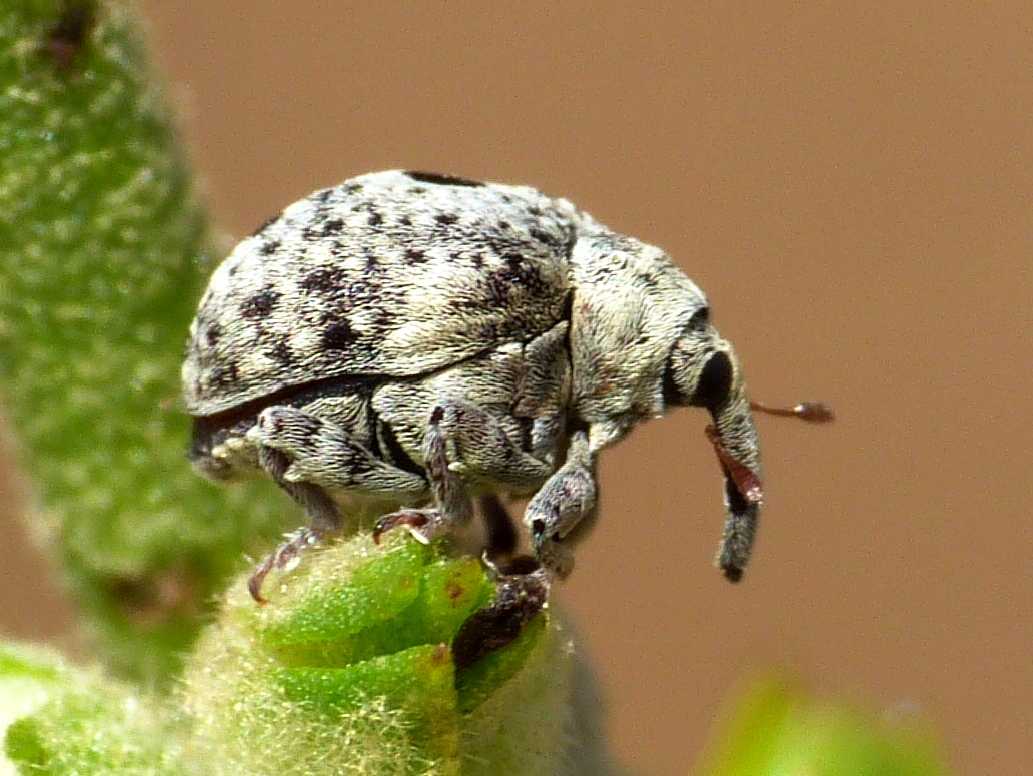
373;403;473;544
479;494;519;561
246;405;429;602
524;431;598;578
249;446;342;602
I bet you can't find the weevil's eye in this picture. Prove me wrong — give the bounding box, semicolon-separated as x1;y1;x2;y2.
689;350;733;411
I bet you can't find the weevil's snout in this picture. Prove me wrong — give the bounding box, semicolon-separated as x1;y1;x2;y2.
669;334;763;582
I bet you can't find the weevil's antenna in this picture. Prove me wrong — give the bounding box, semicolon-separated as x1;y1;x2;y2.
750;400;835;423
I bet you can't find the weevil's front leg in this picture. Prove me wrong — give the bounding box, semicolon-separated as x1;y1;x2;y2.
374;399;552;544
524;431;597;578
451;434;595;666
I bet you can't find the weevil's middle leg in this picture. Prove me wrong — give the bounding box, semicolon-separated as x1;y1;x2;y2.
374;402;474;544
374;399;552;544
449;433;599;666
373;397;568;665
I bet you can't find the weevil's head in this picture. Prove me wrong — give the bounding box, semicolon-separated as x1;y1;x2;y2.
569;228;763;581
662;305;737;414
663;308;764;581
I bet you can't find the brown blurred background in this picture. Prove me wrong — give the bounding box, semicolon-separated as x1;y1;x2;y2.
2;2;1031;773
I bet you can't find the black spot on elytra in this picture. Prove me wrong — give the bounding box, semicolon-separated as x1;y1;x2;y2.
314;188;334;203
322;218;345;236
405;171;484;187
367;211;383;227
204;322;222;347
435;213;459;226
343;183;363;195
251;212;281;236
258;239;280;256
527;205;542;217
484;253;544;305
635;270;660;290
322;320;357;350
46;1;95;70
240;288;280;318
398;214;412;227
301;267;347;294
267;340;293;365
405;248;427;264
210;361;239;387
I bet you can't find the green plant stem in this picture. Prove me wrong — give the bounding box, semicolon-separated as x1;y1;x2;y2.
1;536;579;775
0;1;286;682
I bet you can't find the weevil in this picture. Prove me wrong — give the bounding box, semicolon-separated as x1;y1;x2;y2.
182;170;831;665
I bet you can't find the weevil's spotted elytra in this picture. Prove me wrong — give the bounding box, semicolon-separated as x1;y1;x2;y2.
182;170;831;664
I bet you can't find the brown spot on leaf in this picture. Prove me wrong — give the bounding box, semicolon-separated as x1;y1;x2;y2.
108;565;201;627
46;1;95;71
445;579;465;603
